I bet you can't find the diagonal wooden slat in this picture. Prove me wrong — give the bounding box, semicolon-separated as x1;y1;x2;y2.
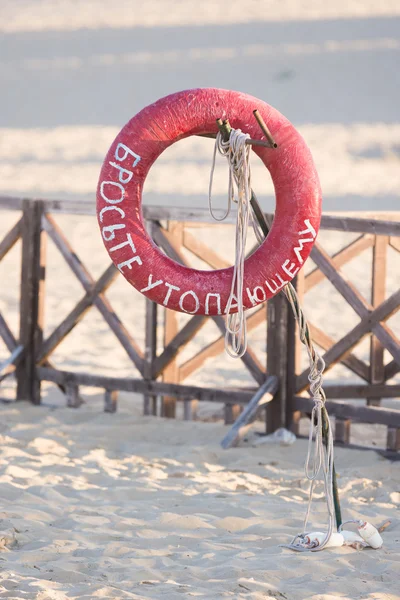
311;243;400;366
221;375;279;449
152;314;206;379
152;222;186;264
0;310;18;351
389;237;400;253
0;218;22;262
183;229;231;269
296;288;400;392
0;345;23;375
384;360;400;381
43;214;93;286
179;306;265;380
43;214;144;374
309;322;370;382
38;264;118;362
305;234;374;292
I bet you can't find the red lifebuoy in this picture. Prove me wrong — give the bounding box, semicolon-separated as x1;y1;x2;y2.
97;88;321;316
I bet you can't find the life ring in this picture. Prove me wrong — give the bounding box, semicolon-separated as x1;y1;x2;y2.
96;88;321;316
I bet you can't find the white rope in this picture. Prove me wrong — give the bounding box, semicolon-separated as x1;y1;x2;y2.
209;129;336;550
209;129;255;358
284;284;335;551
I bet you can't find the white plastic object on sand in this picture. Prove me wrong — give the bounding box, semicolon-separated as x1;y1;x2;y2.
341;530;365;545
357;521;383;549
254;427;296;446
303;531;344;549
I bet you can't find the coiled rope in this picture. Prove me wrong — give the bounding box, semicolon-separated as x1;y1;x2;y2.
209;129;263;358
209;127;336;551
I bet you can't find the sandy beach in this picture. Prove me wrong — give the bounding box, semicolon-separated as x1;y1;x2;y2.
0;396;399;600
0;1;400;598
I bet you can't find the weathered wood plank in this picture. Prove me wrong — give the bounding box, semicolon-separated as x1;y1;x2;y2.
2;197;400;236
152;218;266;386
43;214;93;288
0;218;22;261
386;428;400;451
369;235;388;405
16;200;46;404
294;396;400;427
44;215;144;373
104;390;118;413
179;307;265;380
0;345;23;375
162;306;179;418
0;311;18;351
183;229;231;269
286;274;304;434
33;205;46;405
319;215;400;237
152;221;186;265
95;300;144;374
296;288;400;391
37;366;259;404
161;223;185;418
371;323;400;369
266;292;288;433
305;234;374;292
224;404;242;425
0;364;16;383
320;384;400;398
143;294;158;416
183;398;198;421
309;322;370;382
0;195;24;210
146;207;400;235
311;243;370;315
335;419;351;444
153;314;206;379
221;376;279;448
66;383;81;408
311;244;400;366
390;237;400;253
384;360;400;381
38;264;118;362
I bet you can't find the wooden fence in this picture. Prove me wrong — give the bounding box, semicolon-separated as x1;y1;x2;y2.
0;195;399;453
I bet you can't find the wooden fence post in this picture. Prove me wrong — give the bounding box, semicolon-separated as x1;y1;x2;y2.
386;427;400;452
369;235;388;406
224;404;242;425
144;297;158;416
16;200;46;404
161;222;184;418
104;389;118;413
266;290;289;433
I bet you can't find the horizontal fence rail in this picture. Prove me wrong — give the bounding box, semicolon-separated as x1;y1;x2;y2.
0;195;399;454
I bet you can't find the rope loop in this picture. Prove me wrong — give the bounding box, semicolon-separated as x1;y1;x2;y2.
209;129;254;358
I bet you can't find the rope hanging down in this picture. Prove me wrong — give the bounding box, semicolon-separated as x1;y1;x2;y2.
209;129;263;358
209;126;337;551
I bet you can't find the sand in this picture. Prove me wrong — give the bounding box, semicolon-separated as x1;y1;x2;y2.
0;1;400;598
0;396;399;600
